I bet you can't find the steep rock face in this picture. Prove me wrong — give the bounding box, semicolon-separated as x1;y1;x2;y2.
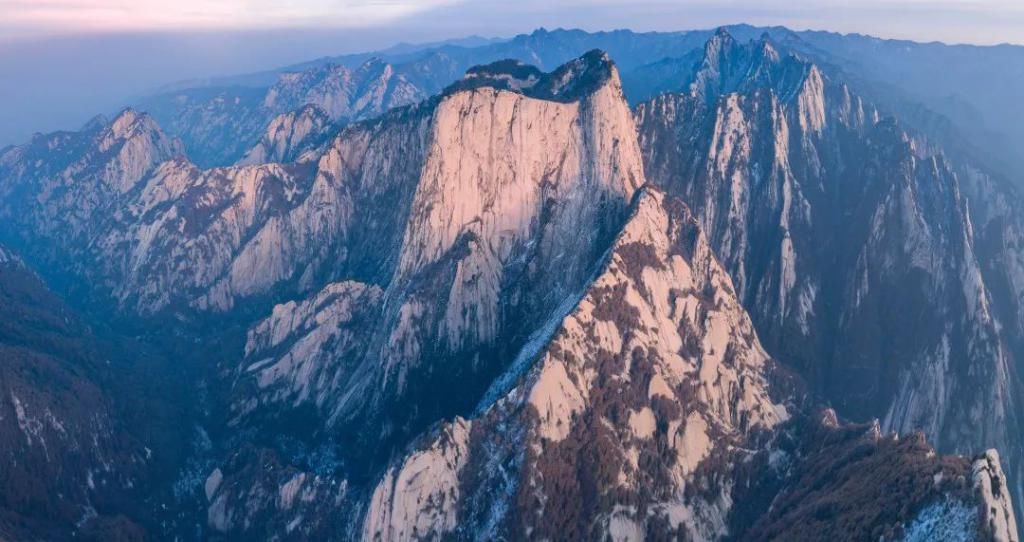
200;51;648;540
958;165;1024;510
229;50;643;458
95;159;317;313
139;58;429;167
457;187;783;540
636;31;1023;513
974;450;1020;542
363;418;471;541
0;109;182;263
0;245;148;540
234;281;383;422
360;188;1011;541
0;100;433;315
263;60;425;124
237;104;333;166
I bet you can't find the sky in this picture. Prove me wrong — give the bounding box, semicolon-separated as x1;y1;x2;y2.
4;0;1024;45
1;0;1023;146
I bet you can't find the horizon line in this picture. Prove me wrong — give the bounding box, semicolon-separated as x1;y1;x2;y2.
3;22;1023;50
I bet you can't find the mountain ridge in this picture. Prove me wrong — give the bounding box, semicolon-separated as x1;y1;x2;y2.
0;30;1021;541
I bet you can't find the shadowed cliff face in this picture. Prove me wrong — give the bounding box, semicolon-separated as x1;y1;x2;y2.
635;30;1024;523
0;246;152;540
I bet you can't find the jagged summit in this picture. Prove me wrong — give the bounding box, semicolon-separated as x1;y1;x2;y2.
691;28;815;105
447;49;620;102
236;103;332;166
104;107;165;142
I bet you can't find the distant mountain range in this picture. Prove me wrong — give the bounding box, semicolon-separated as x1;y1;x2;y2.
136;25;1024;182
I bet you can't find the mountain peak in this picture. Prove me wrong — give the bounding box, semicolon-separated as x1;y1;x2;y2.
756;33;782;62
102;108;171;145
108;107;144;137
707;26;738;53
690;31;817;106
93;108;182;192
360;56;387;68
541;48;618;99
355;57;391;77
235;104;332;166
449;49;618;103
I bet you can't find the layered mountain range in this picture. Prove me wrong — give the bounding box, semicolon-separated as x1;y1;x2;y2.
136;26;1024;180
138;59;428;167
0;26;1021;541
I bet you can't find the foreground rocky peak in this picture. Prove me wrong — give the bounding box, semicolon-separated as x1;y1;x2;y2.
228;49;646;453
363;186;783;540
203;53;654;537
358;187;1014;541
